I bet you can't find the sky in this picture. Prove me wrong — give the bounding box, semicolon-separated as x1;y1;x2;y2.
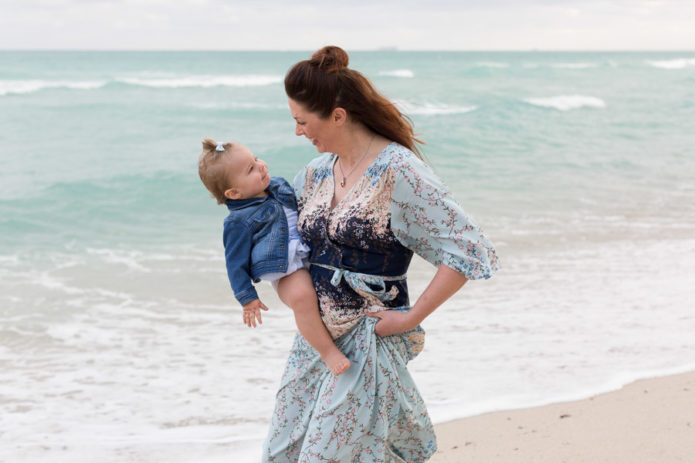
2;0;695;51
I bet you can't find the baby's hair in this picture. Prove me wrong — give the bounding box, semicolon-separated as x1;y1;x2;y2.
199;138;235;204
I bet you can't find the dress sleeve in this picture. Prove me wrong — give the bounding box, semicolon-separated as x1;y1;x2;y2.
292;166;308;208
390;154;499;280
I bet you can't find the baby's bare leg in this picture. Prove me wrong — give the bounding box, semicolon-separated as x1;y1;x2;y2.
277;269;350;375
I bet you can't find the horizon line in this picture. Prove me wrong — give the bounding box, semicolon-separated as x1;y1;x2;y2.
2;48;695;53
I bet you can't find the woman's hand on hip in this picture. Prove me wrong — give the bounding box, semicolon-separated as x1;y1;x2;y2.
367;310;416;337
367;265;469;337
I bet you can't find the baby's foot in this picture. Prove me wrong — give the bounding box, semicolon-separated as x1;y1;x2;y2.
322;350;351;376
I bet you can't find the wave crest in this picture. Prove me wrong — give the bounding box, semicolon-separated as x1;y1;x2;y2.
647;58;695;69
116;75;283;88
0;74;283;96
474;62;509;68
0;80;106;96
524;95;606;111
378;69;414;78
551;63;599;69
394;99;477;115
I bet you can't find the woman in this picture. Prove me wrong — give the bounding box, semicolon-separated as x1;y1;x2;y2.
263;46;499;462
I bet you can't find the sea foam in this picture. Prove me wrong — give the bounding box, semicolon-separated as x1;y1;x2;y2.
524;95;606;111
0;74;284;95
0;80;106;96
86;248;151;272
394;99;477;115
551;62;599;69
192;102;286;111
378;69;415;78
116;74;283;88
474;62;510;68
647;58;695;69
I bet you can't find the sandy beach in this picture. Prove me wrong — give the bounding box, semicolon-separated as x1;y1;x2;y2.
431;371;695;462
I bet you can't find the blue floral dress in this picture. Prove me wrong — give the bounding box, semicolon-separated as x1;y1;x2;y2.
262;142;499;462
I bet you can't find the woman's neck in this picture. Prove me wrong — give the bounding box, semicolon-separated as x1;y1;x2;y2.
334;125;377;170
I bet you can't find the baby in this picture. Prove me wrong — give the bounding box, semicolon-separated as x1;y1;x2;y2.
198;138;350;376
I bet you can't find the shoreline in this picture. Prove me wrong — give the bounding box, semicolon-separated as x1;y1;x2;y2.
430;370;695;462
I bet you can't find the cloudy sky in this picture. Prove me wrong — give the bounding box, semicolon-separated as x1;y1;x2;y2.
2;0;695;50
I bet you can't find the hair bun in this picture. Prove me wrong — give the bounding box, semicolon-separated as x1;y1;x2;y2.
310;46;349;72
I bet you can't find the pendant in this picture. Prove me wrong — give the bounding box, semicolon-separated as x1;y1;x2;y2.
340;177;346;188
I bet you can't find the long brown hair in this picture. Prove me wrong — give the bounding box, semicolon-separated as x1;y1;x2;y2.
285;45;423;158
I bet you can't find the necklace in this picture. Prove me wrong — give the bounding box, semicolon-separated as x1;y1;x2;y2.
337;134;375;188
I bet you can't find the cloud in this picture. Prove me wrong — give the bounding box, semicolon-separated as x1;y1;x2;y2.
1;0;695;50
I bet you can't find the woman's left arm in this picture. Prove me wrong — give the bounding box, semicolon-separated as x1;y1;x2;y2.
368;264;467;336
370;149;499;336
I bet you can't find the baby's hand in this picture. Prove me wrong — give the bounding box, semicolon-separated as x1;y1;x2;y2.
242;299;269;328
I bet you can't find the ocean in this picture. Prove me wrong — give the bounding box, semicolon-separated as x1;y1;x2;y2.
1;50;694;462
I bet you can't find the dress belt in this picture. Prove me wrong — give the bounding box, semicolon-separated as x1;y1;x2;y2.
311;263;406;302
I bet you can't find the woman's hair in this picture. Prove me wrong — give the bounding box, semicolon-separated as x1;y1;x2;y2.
198;138;234;204
285;45;423;158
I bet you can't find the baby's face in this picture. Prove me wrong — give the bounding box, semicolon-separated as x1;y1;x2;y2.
225;145;270;200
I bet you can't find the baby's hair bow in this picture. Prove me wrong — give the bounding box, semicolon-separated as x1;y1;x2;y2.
215;143;225;152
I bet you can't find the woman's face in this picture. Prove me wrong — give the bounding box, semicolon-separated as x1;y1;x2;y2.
288;98;336;153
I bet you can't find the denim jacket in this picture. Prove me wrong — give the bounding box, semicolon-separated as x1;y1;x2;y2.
223;177;297;306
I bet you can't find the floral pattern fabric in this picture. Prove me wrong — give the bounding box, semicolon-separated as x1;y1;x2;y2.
262;142;498;462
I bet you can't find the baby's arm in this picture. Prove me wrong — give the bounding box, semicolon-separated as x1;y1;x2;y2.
223;220;260;309
242;299;269;327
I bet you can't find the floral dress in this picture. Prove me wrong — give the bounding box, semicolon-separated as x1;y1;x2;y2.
262;142;499;462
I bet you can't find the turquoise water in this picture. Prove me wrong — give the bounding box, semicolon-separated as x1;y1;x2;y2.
1;51;695;461
2;51;693;249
